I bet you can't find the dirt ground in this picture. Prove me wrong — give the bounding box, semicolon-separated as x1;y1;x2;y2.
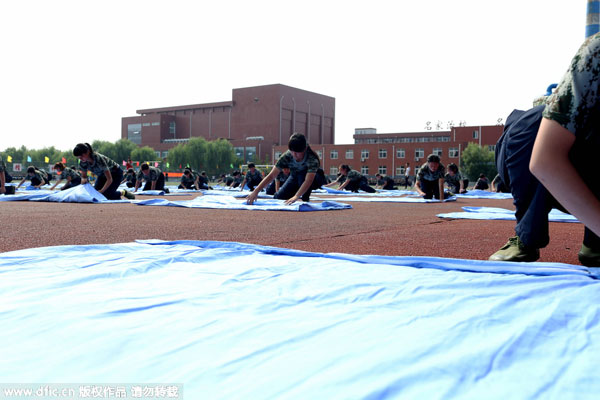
0;192;584;266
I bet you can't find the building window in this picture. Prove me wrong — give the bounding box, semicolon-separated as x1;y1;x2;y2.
169;122;176;135
161;151;168;158
152;122;160;126
142;122;151;127
345;149;354;159
234;147;244;159
127;123;142;145
449;147;459;158
396;148;405;158
415;148;424;159
330;166;338;176
396;167;404;176
378;149;387;158
361;166;369;175
488;145;496;152
316;150;323;160
245;146;256;162
361;149;369;160
155;151;161;158
433;148;443;157
473;130;479;139
378;166;387;175
330;150;338;159
274;151;282;160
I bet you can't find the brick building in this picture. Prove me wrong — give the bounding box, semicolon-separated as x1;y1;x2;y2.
273;125;503;179
121;84;336;164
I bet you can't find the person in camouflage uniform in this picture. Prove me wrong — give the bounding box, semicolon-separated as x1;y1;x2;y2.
490;33;600;266
50;162;82;190
246;133;325;205
415;154;446;200
444;163;468;194
73;142;133;200
266;166;290;195
178;168;200;190
0;155;14;194
134;163;168;192
375;173;396;190
327;165;376;193
16;166;51;189
239;163;263;191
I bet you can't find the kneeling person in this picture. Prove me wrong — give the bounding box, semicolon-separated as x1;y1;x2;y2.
135;163;168;192
415;154;446;200
246;133;325;205
50;162;82;191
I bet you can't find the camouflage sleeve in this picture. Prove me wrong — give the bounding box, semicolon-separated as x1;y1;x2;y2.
543;33;600;135
275;152;291;170
306;152;320;173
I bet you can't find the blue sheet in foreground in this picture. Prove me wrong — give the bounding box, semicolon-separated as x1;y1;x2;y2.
134;195;352;211
0;183;129;203
0;240;598;399
437;206;580;223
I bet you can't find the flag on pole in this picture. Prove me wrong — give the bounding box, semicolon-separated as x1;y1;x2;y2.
62;157;66;164
230;163;234;168
123;160;126;166
44;156;49;163
154;162;159;167
27;156;32;162
166;162;170;168
7;156;12;162
136;161;139;166
179;164;182;169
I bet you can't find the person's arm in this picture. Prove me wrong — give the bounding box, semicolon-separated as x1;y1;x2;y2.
338;178;351;191
49;178;63;190
414;180;425;196
133;176;140;192
98;170;113;194
530;118;600;237
151;179;156;191
16;177;26;189
80;170;89;184
275;177;282;192
246;166;280;204
324;175;342;188
239;176;247;191
285;172;316;205
459;179;466;194
438;178;444;201
0;171;5;194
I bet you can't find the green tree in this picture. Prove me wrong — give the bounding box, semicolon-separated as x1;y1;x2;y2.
113;139;138;165
460;143;496;181
186;137;208;171
166;144;188;170
131;146;157;164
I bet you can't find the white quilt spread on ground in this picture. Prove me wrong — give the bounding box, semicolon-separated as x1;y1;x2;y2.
0;240;598;399
437;206;580;223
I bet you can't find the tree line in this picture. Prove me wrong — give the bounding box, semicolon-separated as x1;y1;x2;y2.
0;137;246;176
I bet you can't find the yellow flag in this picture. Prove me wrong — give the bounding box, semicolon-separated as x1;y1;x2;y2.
44;156;49;163
7;155;12;162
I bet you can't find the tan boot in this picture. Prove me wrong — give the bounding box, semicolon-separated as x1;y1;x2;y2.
489;236;540;262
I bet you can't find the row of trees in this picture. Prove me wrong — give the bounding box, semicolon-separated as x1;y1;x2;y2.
0;138;246;176
460;142;497;181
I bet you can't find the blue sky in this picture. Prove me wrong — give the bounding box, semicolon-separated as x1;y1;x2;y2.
0;0;588;150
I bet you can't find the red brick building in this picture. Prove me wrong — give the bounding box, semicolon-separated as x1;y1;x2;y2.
273;125;503;179
121;84;336;163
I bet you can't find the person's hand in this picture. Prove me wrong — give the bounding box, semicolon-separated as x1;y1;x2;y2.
284;195;300;205
460;189;467;194
81;178;88;185
246;190;258;205
0;186;5;194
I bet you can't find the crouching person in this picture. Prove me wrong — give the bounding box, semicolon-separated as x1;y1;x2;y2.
246;133;324;205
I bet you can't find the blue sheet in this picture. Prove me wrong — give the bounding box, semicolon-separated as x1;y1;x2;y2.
313;195;457;203
438;206;580;223
134;195;351;211
0;183;129;203
455;189;513;199
0;240;598;399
